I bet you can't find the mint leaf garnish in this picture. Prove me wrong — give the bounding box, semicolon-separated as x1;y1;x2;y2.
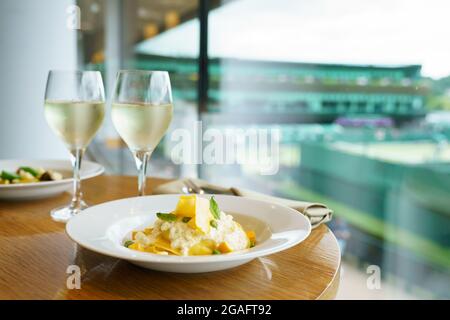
156;212;177;222
209;196;221;219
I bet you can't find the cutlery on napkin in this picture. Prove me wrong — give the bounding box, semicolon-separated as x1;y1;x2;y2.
152;178;332;229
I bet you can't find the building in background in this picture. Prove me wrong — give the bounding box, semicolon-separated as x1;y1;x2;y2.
136;55;427;123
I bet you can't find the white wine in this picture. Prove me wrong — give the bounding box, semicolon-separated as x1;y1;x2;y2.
44;100;105;149
111;102;173;152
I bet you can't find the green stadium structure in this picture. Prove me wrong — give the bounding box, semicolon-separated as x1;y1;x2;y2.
134;55;428;123
283;139;450;298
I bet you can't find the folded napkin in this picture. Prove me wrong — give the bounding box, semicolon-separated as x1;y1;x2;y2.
152;178;332;229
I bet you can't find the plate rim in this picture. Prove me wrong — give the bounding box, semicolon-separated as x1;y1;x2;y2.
0;159;104;188
66;194;312;264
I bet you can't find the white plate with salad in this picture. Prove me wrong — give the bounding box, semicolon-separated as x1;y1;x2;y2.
66;194;311;273
0;159;104;200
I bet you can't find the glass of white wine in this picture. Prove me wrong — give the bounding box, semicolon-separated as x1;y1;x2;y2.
44;70;105;222
112;70;173;196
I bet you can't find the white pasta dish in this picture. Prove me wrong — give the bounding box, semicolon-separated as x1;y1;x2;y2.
123;195;256;256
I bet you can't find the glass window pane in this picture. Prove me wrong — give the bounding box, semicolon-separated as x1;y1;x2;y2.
203;0;450;299
78;0;199;178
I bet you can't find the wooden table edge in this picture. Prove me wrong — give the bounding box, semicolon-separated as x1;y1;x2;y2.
317;229;342;300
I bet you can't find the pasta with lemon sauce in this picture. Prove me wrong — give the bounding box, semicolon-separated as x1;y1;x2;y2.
124;195;256;256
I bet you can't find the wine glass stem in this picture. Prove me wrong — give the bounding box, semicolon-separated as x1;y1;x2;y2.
134;150;151;196
70;148;85;210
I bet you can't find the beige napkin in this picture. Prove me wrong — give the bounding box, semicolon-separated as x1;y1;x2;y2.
152;178;332;229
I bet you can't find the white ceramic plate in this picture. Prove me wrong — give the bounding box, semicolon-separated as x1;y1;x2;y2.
66;194;311;273
0;159;104;200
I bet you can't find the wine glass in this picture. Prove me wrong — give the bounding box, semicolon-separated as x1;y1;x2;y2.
44;70;105;222
111;70;173;196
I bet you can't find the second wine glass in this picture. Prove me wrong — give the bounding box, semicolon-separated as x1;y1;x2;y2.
111;70;173;196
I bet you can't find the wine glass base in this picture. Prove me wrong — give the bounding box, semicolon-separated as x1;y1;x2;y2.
50;201;88;223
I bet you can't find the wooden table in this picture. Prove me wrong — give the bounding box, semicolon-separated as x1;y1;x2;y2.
0;176;341;300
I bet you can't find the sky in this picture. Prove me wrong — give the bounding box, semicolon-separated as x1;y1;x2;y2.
137;0;450;79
